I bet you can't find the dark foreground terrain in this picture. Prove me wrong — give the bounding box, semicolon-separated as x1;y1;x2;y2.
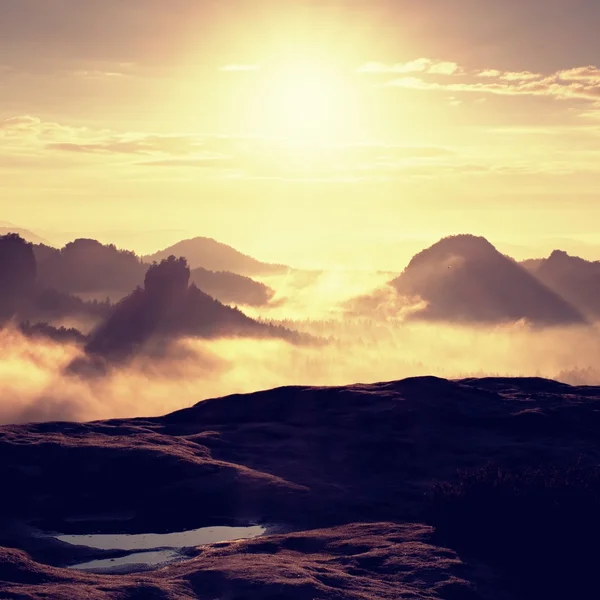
2;376;600;599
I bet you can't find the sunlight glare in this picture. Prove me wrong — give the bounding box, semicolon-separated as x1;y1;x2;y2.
262;61;354;141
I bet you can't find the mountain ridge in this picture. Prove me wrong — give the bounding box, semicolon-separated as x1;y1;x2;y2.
387;234;587;325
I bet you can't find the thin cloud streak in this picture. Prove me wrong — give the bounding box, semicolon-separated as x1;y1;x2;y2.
360;59;600;103
358;59;461;75
220;64;260;72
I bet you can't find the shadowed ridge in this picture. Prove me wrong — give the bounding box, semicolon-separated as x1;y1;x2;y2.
522;249;600;318
158;376;499;429
458;376;574;392
390;234;587;325
190;266;275;306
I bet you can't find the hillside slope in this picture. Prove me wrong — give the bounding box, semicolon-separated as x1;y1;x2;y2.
2;376;600;598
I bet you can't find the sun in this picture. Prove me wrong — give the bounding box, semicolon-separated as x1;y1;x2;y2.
260;61;356;141
269;67;338;137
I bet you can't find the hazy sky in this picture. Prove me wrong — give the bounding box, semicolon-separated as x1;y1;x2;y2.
1;0;599;264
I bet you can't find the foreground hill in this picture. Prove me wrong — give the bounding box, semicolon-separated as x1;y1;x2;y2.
389;235;586;325
1;376;600;598
522;250;600;318
144;237;289;276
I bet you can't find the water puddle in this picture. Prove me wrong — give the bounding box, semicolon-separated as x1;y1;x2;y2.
57;525;266;551
70;550;180;573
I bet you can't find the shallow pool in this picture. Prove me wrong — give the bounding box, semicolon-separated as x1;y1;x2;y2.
57;525;266;551
70;550;180;572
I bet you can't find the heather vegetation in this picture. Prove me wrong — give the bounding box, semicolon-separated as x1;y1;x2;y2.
428;462;600;599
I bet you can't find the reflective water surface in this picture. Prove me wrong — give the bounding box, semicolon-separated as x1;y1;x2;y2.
58;525;266;550
70;550;180;572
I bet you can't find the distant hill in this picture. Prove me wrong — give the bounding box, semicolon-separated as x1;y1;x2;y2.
190;267;275;306
0;226;52;246
84;257;308;362
522;250;600;318
0;233;112;327
33;239;276;306
387;235;586;325
22;288;112;324
144;237;289;276
0;232;38;323
34;239;146;296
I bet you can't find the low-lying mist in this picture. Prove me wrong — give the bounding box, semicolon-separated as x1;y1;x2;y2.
2;307;600;425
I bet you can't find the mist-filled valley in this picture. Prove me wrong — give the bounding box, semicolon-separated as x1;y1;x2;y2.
2;230;600;425
5;3;600;598
5;3;600;597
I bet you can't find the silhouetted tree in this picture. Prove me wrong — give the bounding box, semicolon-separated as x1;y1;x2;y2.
144;256;190;299
19;321;87;344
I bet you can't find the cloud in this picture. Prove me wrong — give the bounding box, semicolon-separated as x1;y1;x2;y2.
72;69;129;79
428;62;462;75
0;116;242;176
477;70;539;81
340;143;455;159
47;141;153;154
1;111;595;184
138;155;235;167
579;108;600;120
557;66;600;83
220;64;260;72
361;58;600;105
0;117;231;165
358;59;461;75
0;115;93;141
388;73;600;102
46;135;205;156
478;69;502;78
4;303;600;424
496;71;541;81
0;115;42;130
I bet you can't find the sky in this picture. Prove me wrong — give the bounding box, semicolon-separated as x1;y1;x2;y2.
1;0;599;266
